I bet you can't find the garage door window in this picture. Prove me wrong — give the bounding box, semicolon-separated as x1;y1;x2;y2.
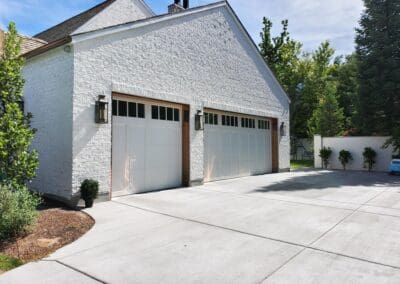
242;117;255;129
118;101;127;117
113;99;145;118
258;120;270;130
128;102;137;117
152;105;158;119
152;105;180;122
112;100;117;116
205;112;218;125
174;109;180;122
221;115;238;127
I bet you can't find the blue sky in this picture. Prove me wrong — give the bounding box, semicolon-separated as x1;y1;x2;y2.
0;0;364;55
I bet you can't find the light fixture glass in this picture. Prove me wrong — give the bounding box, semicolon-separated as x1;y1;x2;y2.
95;95;109;124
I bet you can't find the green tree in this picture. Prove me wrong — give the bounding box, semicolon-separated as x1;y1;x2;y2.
308;84;345;137
338;149;353;170
0;22;38;186
332;54;360;131
302;41;339;137
259;17;307;138
355;0;400;136
383;126;400;156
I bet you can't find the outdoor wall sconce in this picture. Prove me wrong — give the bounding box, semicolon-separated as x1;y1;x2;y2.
195;110;204;131
280;122;287;136
95;95;109;124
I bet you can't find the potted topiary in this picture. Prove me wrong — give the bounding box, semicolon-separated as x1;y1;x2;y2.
363;147;376;172
339;150;352;170
319;147;332;169
80;179;99;208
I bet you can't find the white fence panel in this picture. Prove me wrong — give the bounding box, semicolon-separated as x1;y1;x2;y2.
314;136;394;172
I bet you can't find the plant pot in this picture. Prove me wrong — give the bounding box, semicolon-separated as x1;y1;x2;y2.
84;199;94;208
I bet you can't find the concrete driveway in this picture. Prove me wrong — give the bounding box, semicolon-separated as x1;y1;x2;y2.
2;170;400;284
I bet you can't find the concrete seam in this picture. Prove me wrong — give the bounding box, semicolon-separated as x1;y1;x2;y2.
205;187;400;217
45;260;109;284
111;199;400;271
261;188;394;282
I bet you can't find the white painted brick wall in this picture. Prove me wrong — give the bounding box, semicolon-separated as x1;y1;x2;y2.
71;5;290;195
74;0;153;34
23;47;74;200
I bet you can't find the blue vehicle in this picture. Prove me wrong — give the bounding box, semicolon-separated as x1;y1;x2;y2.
389;159;400;175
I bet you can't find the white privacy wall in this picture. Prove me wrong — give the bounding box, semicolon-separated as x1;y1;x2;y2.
314;135;394;172
23;47;74;200
71;4;290;195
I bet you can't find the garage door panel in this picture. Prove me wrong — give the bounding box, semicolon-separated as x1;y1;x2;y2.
204;111;272;182
112;97;182;195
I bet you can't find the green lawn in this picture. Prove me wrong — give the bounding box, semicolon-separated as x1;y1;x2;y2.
291;160;314;169
0;254;23;272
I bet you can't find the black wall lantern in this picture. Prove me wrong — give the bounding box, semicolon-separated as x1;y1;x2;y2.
280;122;287;136
195;110;204;131
95;95;109;124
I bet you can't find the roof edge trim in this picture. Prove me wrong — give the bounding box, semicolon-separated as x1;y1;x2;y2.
24;36;72;59
70;1;226;43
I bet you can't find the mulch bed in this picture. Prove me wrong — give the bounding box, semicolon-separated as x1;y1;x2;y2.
0;199;95;263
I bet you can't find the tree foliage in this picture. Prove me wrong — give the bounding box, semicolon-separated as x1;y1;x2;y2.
339;150;353;170
259;18;352;138
356;0;400;137
308;84;345;137
319;147;332;169
331;54;360;132
0;22;38;187
363;147;377;171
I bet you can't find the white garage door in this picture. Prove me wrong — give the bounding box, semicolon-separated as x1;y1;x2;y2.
112;96;182;195
204;110;272;182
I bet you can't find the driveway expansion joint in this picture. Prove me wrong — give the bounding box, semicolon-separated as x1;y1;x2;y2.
261;184;395;281
112;197;400;274
41;259;108;284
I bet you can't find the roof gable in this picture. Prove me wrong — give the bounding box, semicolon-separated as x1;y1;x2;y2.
34;0;154;43
74;0;154;34
70;1;290;103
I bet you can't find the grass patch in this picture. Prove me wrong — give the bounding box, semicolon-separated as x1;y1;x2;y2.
291;160;314;169
0;254;23;271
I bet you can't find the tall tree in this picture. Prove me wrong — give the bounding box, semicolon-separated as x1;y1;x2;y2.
355;0;400;135
259;17;305;137
308;84;345;137
331;54;360;132
300;41;337;137
0;22;38;187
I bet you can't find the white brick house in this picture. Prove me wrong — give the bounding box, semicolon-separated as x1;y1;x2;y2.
23;0;290;205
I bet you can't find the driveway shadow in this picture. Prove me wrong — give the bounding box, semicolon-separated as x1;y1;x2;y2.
254;170;400;193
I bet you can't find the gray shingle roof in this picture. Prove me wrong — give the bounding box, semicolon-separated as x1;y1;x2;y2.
34;0;117;43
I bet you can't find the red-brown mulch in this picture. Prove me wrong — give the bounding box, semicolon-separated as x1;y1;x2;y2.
0;200;95;263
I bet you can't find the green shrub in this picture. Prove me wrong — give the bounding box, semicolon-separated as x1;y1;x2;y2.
319;147;332;169
0;254;23;271
363;147;376;171
0;185;41;240
80;179;99;208
339;150;353;170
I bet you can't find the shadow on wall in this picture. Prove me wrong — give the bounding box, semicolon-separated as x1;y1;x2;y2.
73;103;100;159
253;170;400;193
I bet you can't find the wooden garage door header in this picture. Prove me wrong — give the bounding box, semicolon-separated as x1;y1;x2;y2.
204;107;276;121
112;92;187;109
